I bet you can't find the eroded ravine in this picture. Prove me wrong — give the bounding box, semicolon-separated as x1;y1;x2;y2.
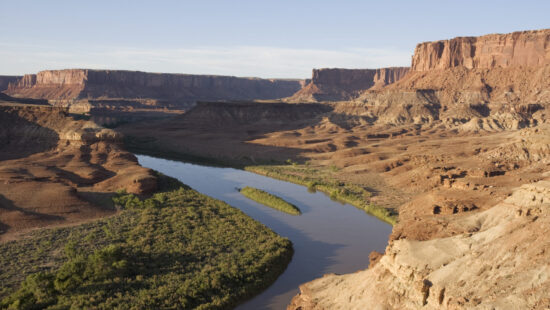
137;155;392;310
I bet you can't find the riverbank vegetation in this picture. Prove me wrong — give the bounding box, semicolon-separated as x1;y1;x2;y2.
123;136;397;225
245;165;397;225
240;186;301;215
0;174;292;309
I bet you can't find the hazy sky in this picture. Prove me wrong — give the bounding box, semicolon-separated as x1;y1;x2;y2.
1;0;549;78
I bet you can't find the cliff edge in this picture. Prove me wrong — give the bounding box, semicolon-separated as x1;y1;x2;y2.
288;67;409;102
5;69;304;109
288;28;550;309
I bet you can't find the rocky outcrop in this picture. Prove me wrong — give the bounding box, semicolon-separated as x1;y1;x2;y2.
411;29;550;71
0;76;20;92
288;67;409;102
5;69;305;108
286;28;550;309
289;178;550;309
354;29;550;128
0;100;157;240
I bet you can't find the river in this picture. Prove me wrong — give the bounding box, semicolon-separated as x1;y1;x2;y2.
137;155;392;310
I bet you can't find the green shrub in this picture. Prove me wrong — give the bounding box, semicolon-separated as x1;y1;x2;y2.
240;187;301;215
1;177;293;309
245;165;397;225
1;272;56;309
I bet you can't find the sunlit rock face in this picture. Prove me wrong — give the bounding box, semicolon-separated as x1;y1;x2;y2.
411;29;550;71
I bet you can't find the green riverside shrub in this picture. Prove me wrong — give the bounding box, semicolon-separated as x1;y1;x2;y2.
0;175;292;310
240;186;301;215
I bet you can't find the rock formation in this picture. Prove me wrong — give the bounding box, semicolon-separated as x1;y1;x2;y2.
5;69;305;109
352;28;550;129
279;28;550;309
288;67;409;102
289;174;550;309
412;29;550;71
0;76;20;92
0;98;157;240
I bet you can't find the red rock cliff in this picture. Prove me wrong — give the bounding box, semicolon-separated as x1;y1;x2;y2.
289;67;409;102
5;69;304;105
411;29;550;71
0;76;21;92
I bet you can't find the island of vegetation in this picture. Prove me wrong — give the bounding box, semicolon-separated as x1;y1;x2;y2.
239;186;301;216
245;165;397;225
0;174;293;310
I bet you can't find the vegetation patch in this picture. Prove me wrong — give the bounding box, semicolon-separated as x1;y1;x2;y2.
245;165;397;225
239;186;301;215
0;175;292;309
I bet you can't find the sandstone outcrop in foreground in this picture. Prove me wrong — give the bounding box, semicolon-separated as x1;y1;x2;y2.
289;175;550;309
5;69;305;110
288;67;409;102
0;98;156;241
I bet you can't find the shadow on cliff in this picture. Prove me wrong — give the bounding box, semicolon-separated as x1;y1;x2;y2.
0;108;59;161
120;102;341;167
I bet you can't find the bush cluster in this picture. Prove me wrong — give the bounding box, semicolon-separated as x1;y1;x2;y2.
1;176;292;309
246;165;397;225
240;186;301;215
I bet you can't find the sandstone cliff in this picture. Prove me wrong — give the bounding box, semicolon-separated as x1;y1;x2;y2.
0;76;20;92
354;29;550;129
5;69;304;108
288;67;409;102
412;29;550;71
287;28;550;309
289;174;550;309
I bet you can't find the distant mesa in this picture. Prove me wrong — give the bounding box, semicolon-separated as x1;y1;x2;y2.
0;76;20;92
4;69;305;110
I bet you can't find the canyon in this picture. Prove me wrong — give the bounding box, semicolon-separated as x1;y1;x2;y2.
1;27;549;309
117;28;550;309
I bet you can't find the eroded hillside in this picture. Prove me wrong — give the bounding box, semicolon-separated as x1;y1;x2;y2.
119;28;550;309
0;100;156;241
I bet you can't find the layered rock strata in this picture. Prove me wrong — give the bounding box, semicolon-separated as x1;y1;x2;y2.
5;69;305;109
287;28;550;309
288;67;409;102
0;101;157;240
0;76;20;92
412;29;550;71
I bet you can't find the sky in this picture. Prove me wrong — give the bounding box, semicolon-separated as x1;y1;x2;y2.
0;0;549;78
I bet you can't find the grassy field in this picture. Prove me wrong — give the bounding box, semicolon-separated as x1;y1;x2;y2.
240;186;301;215
245;165;397;225
0;175;292;309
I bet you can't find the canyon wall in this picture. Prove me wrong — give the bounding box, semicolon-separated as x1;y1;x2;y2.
288;28;550;309
288;67;409;102
411;29;550;71
0;76;20;92
5;69;305;108
354;29;550;129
